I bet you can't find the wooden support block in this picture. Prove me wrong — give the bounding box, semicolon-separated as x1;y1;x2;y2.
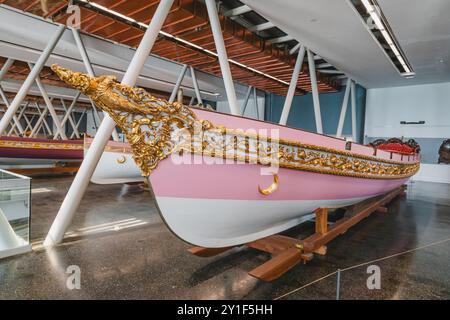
301;253;314;263
315;208;329;235
314;246;327;255
376;206;388;214
302;187;404;252
249;247;303;281
188;246;232;257
247;235;298;254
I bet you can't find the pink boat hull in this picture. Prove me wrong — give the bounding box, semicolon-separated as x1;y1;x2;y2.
149;109;414;248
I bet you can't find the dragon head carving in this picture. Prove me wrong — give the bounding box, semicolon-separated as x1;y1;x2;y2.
52;64;204;176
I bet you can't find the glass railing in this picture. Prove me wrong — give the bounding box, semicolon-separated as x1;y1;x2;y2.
0;169;31;258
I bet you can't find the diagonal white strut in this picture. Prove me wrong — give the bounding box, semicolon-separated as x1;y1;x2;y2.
70;109;87;139
71;28;119;141
307;49;323;134
0;25;65;135
0;85;25;135
71;27;119;141
29;63;68;140
190;66;203;105
168;64;188;103
35;102;52;136
205;0;240;116
55;92;82;139
60;98;80;139
30;103;48;138
241;86;252;116
351;80;357;142
0;59;25;135
44;0;176;247
7;103;28;136
253;87;260;120
279;45;306;125
23;113;35;133
336;78;352;139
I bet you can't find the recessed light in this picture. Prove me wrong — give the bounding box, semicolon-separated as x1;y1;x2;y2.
350;0;414;77
403;72;416;79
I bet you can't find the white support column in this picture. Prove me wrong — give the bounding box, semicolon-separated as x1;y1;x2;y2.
279;45;306;125
205;0;240;116
307;49;323;134
44;0;175;247
0;58;14;80
241;86;252;116
60;99;80;138
71;27;119;141
289;43;301;55
177;88;184;104
169;65;188;103
189;96;195;106
0;25;65;135
190;66;203;105
29;64;68;140
336;78;352;139
351;80;357;142
253;87;260;120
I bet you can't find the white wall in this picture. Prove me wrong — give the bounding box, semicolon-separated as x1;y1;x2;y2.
365;82;450;183
365;82;450;138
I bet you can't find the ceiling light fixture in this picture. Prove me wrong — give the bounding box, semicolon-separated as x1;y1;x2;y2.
351;0;414;77
77;0;290;86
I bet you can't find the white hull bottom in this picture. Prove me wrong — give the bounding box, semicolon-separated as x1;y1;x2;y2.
90;151;143;185
156;195;372;248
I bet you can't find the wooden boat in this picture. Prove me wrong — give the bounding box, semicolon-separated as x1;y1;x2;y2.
53;65;421;248
0;136;83;165
0;131;141;184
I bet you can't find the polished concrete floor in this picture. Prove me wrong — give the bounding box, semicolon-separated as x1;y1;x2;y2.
0;176;449;299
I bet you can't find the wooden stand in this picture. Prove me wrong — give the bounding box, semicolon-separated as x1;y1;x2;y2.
188;185;407;281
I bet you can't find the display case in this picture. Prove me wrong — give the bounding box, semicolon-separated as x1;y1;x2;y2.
0;169;32;258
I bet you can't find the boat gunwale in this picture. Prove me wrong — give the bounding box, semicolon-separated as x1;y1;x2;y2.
207;124;419;166
190;106;420;165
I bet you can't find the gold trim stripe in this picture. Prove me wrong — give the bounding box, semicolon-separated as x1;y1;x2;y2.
180;146;419;180
84;142;133;154
0;140;83;151
215;126;417;166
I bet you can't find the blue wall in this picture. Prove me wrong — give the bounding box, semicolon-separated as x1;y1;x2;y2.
265;85;367;143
